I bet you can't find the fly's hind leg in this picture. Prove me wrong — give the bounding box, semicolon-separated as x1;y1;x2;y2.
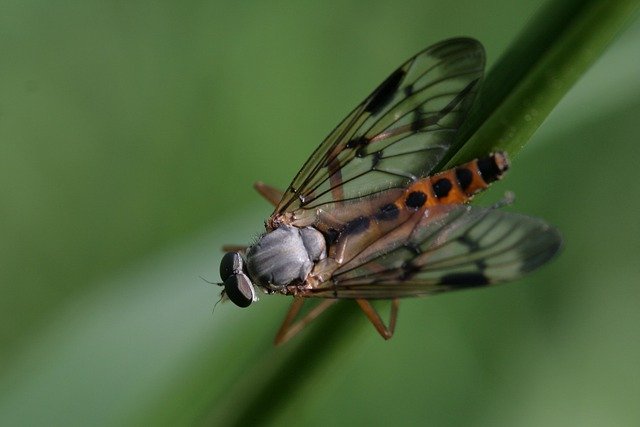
356;298;399;340
274;297;338;345
254;182;284;207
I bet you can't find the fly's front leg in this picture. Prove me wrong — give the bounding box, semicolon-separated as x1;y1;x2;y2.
223;183;283;251
356;298;399;340
254;181;284;207
221;244;248;252
274;297;338;345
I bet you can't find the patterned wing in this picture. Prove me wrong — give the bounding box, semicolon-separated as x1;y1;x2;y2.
274;38;485;219
310;204;562;298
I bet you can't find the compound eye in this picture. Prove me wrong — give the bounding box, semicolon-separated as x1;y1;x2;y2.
224;273;255;308
220;252;244;282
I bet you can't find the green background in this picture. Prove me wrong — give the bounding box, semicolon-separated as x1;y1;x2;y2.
1;0;640;425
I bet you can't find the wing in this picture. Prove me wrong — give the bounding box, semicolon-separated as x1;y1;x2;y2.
274;38;486;221
309;204;562;299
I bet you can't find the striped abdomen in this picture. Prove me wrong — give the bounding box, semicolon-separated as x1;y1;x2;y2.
402;152;509;209
326;152;509;263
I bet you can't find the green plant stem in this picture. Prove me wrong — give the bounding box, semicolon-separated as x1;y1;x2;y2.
208;1;639;425
444;0;640;166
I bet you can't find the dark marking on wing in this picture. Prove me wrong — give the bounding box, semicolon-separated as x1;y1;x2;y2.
405;243;422;255
325;228;340;245
346;136;369;150
272;38;487;217
459;235;480;250
308;205;562;300
403;84;414;97
343;216;370;235
433;178;453;198
375;203;400;221
405;191;427;209
439;272;489;287
371;151;383;167
409;110;423;132
401;261;421;279
365;68;405;114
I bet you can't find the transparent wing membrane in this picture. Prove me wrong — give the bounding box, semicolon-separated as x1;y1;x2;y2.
225;38;563;344
274;38;485;217
311;205;562;298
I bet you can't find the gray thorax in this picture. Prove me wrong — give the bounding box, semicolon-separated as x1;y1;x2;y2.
246;225;326;290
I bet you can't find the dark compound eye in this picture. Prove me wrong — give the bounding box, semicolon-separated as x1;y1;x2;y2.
219;252;244;282
224;273;255;308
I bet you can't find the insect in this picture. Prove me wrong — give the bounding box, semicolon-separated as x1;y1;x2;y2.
218;38;562;344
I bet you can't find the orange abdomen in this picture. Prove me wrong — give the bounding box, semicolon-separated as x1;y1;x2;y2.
327;152;509;263
401;152;509;209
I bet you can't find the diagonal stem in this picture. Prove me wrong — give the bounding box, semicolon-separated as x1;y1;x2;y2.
205;1;639;425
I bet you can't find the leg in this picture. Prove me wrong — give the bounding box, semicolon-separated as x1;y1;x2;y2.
221;244;248;252
254;181;284;207
222;184;282;254
274;298;338;345
356;299;399;340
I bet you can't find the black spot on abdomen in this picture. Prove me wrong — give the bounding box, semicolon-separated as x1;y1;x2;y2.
477;156;503;183
433;178;452;198
405;191;427;209
455;168;473;191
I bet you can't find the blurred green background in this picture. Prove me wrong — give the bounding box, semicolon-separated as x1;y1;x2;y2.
1;0;640;426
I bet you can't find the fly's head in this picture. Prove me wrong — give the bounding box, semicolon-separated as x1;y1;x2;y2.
219;251;257;308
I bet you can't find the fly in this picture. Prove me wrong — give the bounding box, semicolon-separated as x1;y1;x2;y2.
217;38;562;344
